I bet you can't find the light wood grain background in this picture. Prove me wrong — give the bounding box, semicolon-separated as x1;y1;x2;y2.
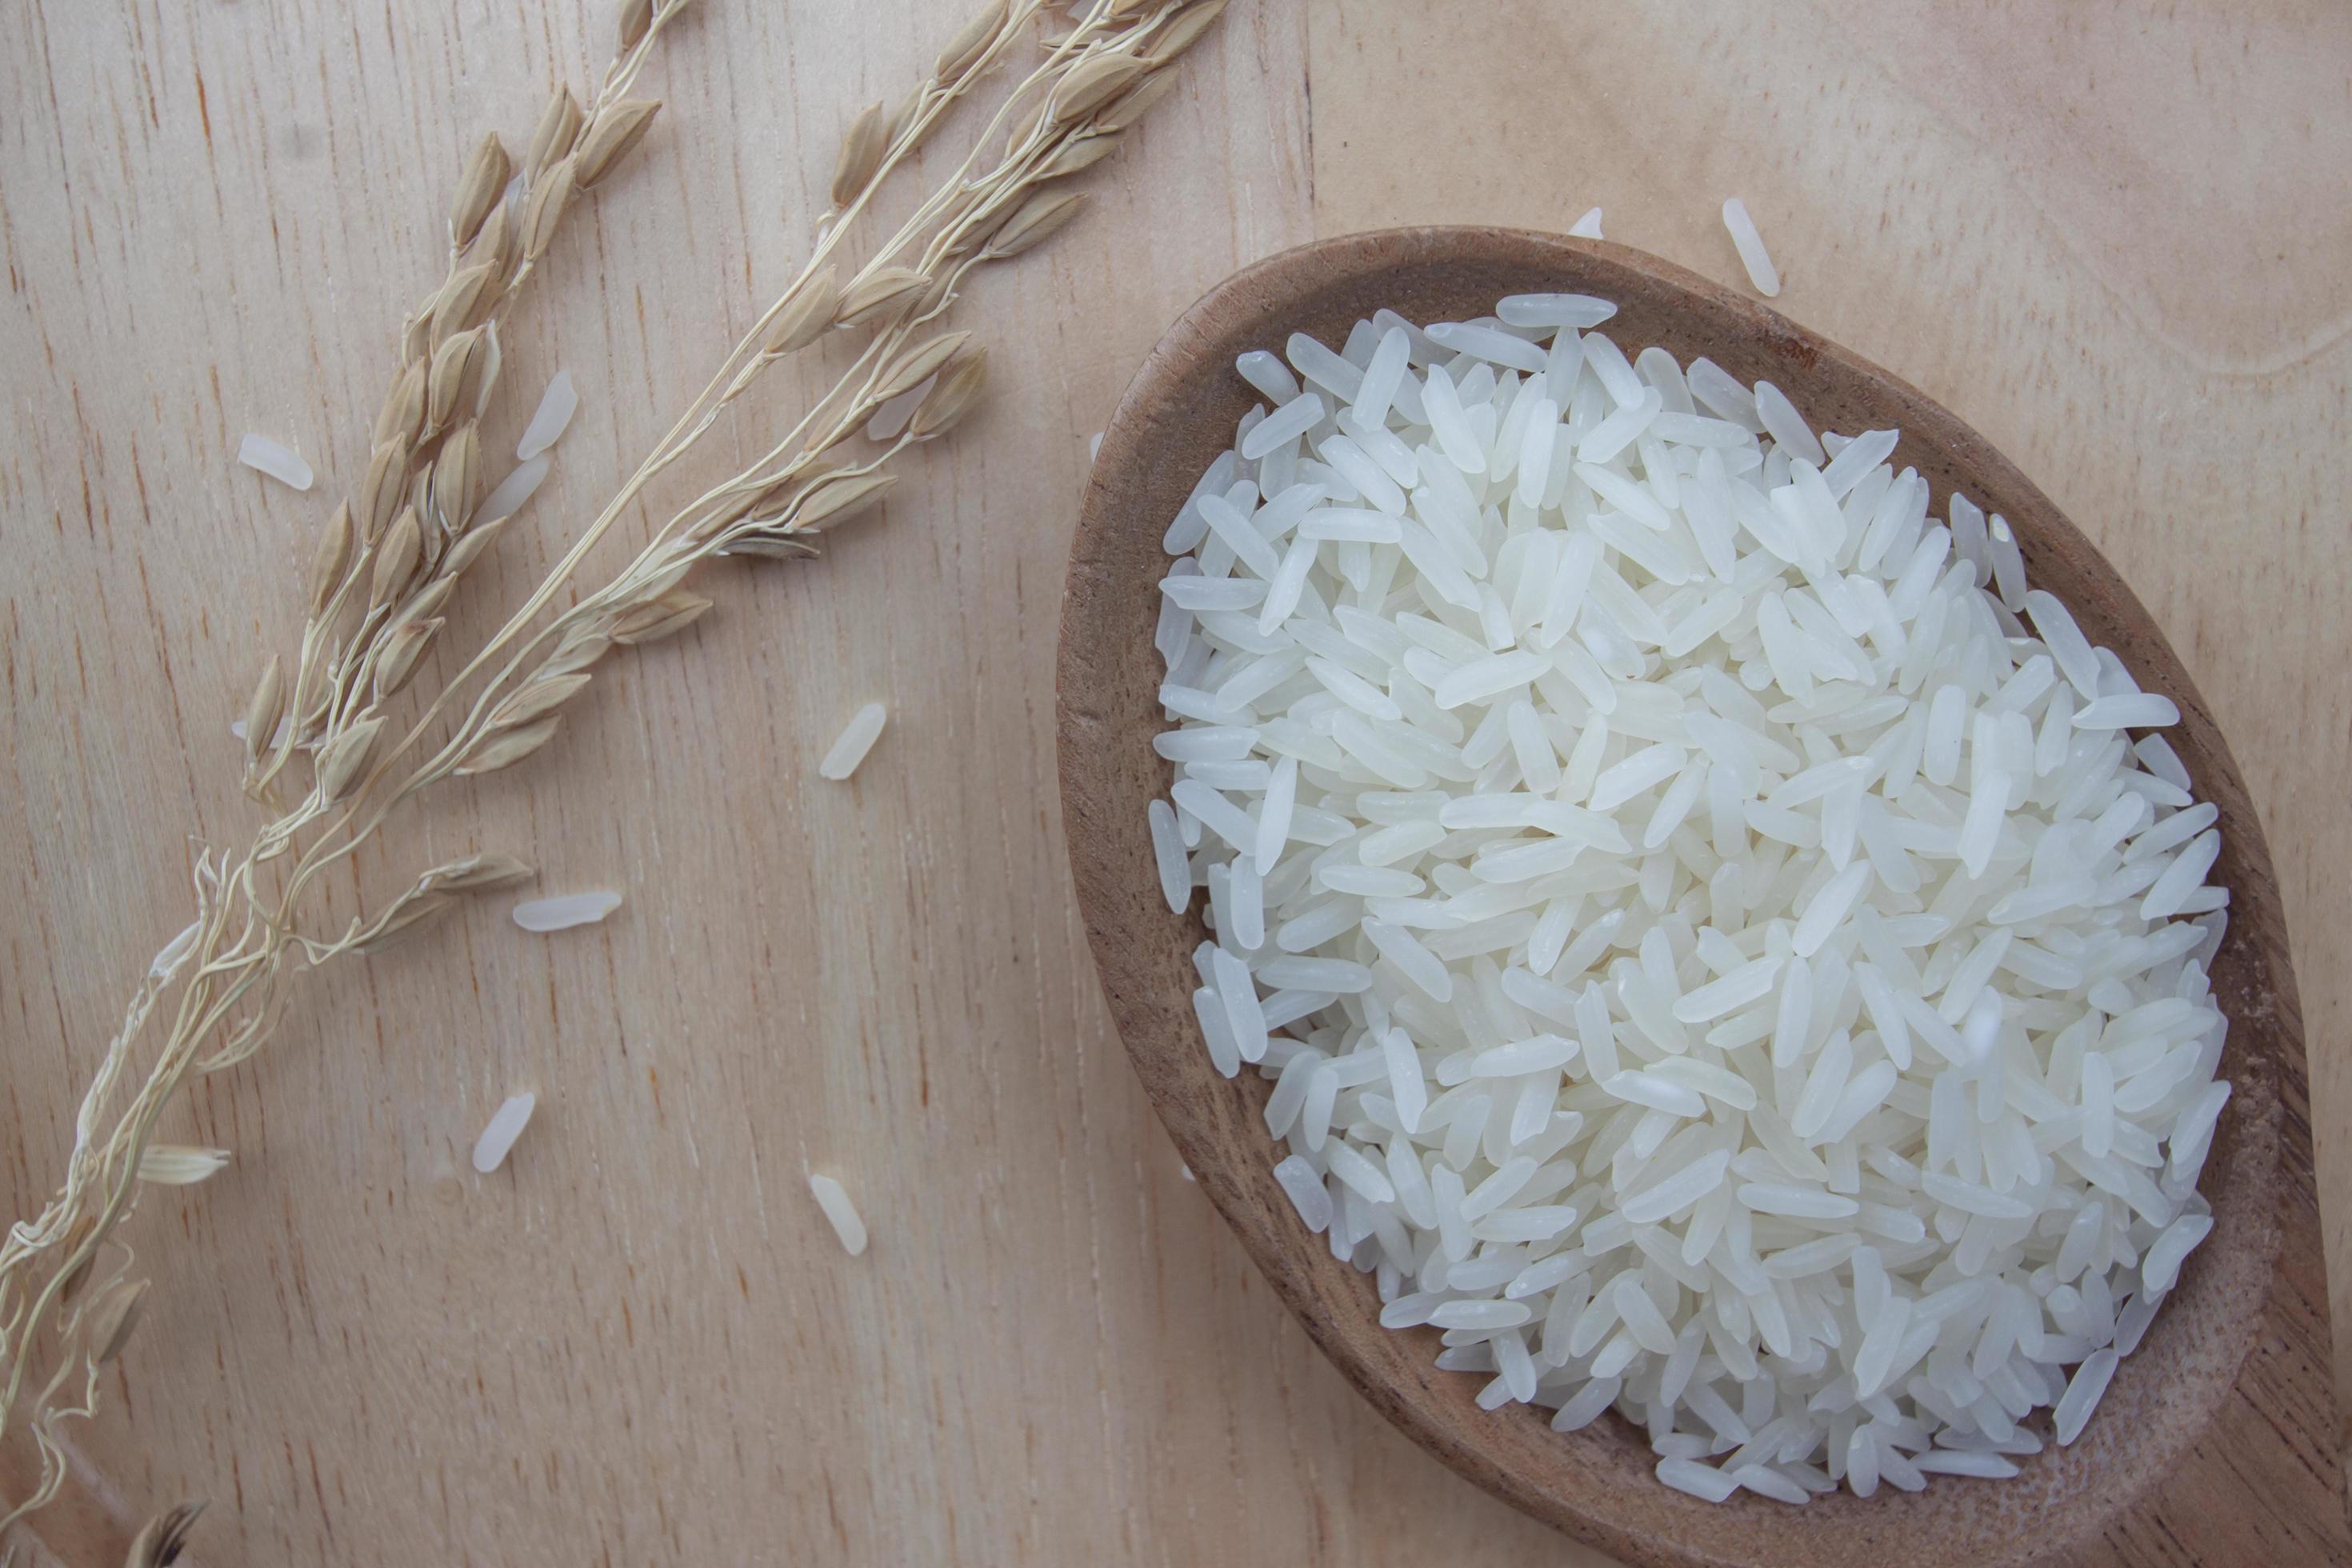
1;2;2346;1563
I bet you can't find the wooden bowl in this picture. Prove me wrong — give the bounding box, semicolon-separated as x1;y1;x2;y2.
1054;227;2341;1566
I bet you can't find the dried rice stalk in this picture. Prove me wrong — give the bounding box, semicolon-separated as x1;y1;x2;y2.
456;713;564;776
135;1146;231;1186
872;330;972;403
429;262;499;344
0;0;1230;1527
762;266;839;356
87;1279;148;1364
123;1499;205;1568
370;508;424;608
314;715;384;802
429;423;483;531
244;14;674;809
836;266;929;327
618;0;657;52
1097;66;1185;130
527;87;585;178
351;890;456;956
427;326;490;430
794;471;898;532
304;504;355;616
449;134;511;248
241;656;285;772
936;0;1009;85
354;438;410;542
986;189;1087;257
574;98;662;189
419;851;537;893
522;158;580;262
372;614;442;701
829;99;890;208
1052;51;1146;122
53;1216;100;1308
910;346;988;439
487;671;591;731
1037;128;1121;178
610;587;714;645
374;359;427;446
1148;0;1226;62
442;514;510;578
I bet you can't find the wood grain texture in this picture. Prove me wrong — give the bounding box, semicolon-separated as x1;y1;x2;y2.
0;2;2344;1564
1059;225;2340;1567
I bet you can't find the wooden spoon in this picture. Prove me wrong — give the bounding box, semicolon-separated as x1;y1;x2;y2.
1054;227;2341;1566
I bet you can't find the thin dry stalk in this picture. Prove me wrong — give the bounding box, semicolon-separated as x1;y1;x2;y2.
242;3;684;807
0;0;1229;1526
123;1499;205;1568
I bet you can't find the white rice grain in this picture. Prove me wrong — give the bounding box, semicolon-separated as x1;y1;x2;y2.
516;370;578;459
1720;198;1781;298
478;455;552;523
238;434;314;491
819;702;889;780
1148;799;1191;913
1138;293;2231;1509
471;1093;537;1174
806;1172;869;1256
512;891;622;932
2054;1348;2119;1444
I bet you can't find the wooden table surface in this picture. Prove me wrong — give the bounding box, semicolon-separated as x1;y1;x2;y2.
2;2;2346;1563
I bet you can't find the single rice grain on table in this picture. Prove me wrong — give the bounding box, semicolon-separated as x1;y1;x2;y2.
479;454;553;524
820;701;890;780
516;369;578;460
1142;290;2230;1504
807;1172;869;1256
237;433;314;491
471;1092;537;1174
512;890;624;932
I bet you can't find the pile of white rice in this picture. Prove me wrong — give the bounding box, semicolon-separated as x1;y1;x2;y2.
1144;295;2231;1503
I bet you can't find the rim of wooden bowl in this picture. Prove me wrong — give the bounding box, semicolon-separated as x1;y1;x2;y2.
1054;226;2296;1567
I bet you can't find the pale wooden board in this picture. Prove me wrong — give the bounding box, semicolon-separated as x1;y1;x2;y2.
0;1;2346;1563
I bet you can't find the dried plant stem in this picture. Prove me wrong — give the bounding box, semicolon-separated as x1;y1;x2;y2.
0;0;1225;1528
244;4;688;808
0;6;690;1523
